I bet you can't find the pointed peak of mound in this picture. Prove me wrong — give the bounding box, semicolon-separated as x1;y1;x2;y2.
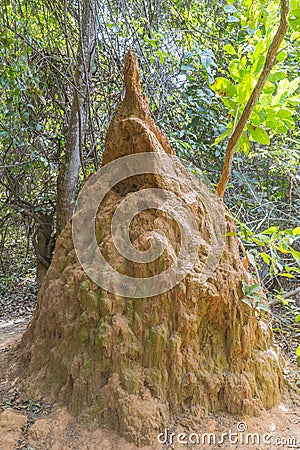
123;49;142;101
102;50;174;165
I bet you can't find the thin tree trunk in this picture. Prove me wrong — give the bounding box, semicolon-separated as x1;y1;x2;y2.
56;0;97;236
216;0;289;198
33;213;54;287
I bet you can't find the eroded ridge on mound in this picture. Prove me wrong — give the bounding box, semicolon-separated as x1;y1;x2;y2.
19;50;283;447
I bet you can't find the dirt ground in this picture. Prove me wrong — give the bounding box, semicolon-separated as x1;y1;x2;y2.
0;328;300;450
1;401;300;450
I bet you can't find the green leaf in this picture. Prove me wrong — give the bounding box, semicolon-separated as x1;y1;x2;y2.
289;18;300;32
228;59;243;81
222;98;238;110
276;108;294;126
241;297;254;308
269;70;287;82
278;273;295;278
257;303;271;313
262;226;279;235
292;227;300;235
225;231;238;237
227;15;240;23
237;130;250;154
253;40;264;61
250;292;264;302
252;54;265;75
224;43;236;55
210;77;236;97
242;281;260;296
224;4;238;13
262;81;275;94
237;74;255;103
249;127;270;145
250;111;262;127
276;50;287;63
259;94;273;107
252;237;268;246
201;49;214;69
181;64;195;72
265;118;283;131
213;127;232;146
260;252;271;264
290;3;300;18
273;77;300;104
289;247;300;261
291;0;299;11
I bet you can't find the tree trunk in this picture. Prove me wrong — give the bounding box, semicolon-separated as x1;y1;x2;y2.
56;0;97;236
19;52;284;447
32;213;54;287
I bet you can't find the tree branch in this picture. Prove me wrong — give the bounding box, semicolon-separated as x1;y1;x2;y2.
216;0;290;198
269;286;300;306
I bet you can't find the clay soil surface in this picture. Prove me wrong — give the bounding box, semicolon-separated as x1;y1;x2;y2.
0;332;299;450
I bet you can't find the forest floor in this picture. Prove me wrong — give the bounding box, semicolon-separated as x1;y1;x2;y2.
0;280;299;450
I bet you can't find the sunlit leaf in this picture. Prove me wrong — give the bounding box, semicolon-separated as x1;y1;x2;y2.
249;126;270;145
224;43;236;55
